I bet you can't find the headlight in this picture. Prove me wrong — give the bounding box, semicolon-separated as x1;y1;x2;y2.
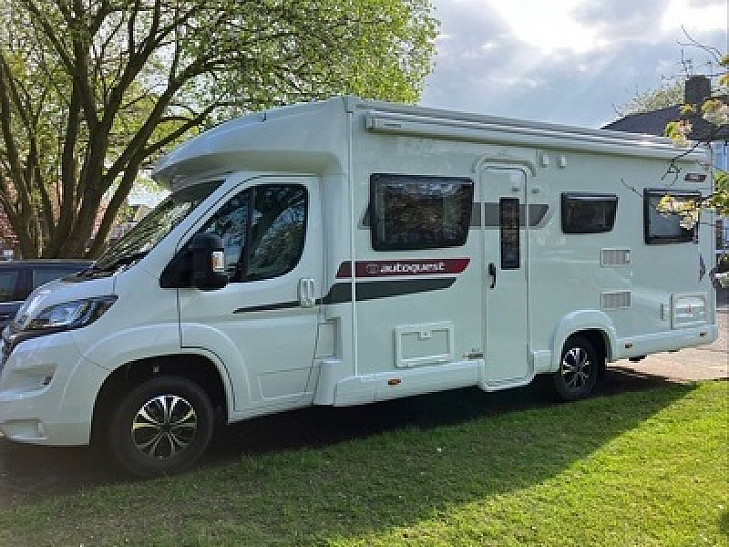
24;296;117;332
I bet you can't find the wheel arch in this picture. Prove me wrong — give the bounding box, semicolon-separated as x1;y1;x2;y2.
552;310;616;374
91;353;230;444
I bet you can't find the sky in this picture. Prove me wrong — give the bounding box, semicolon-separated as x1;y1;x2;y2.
420;0;729;128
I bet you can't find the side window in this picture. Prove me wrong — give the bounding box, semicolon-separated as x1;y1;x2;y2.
370;174;473;251
247;186;307;280
644;189;699;244
201;184;307;281
202;191;250;278
0;270;19;302
561;192;618;234
32;268;83;289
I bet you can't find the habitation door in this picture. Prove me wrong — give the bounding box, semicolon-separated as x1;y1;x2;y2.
481;167;530;386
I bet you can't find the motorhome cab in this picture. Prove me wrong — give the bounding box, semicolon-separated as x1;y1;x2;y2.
0;97;718;476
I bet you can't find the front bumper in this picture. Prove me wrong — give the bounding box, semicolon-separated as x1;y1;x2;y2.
0;331;107;446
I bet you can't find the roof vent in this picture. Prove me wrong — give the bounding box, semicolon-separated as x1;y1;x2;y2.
684;76;711;104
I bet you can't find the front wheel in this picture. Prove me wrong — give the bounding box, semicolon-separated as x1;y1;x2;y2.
554;336;600;401
107;376;214;478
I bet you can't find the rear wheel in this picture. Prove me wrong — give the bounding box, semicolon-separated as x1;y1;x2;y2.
108;376;214;477
554;336;600;401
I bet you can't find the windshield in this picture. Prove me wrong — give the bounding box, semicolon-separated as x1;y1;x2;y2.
95;180;223;271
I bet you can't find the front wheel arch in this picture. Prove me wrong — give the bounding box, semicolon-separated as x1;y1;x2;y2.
91;353;229;447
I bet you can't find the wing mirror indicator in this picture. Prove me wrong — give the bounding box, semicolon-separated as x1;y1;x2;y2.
211;250;225;274
191;233;229;290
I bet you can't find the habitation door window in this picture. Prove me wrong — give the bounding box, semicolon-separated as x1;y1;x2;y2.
500;198;520;269
370;174;473;251
644;189;699;244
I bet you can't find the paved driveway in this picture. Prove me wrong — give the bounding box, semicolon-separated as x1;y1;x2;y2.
614;293;728;382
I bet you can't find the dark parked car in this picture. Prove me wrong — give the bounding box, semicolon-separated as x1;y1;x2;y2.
0;260;93;328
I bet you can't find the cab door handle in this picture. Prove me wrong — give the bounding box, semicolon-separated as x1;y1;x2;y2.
298;278;316;308
488;263;497;289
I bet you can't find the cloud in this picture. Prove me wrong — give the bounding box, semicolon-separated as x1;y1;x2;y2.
572;0;667;40
663;0;729;32
421;0;728;127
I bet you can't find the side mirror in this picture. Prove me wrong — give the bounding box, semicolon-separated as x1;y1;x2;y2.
190;233;228;290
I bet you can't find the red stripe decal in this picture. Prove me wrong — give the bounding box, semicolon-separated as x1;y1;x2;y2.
336;258;470;278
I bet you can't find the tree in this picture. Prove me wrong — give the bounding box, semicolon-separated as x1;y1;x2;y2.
0;0;437;258
615;81;684;117
663;52;728;222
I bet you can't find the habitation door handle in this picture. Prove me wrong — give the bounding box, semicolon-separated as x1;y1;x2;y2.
488;263;497;289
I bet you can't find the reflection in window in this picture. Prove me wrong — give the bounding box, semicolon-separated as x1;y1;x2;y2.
201;184;307;281
0;271;19;302
644;189;699;244
97;180;221;270
203;192;249;277
561;193;618;234
32;269;82;289
500;198;520;269
247;186;307;280
370;174;473;251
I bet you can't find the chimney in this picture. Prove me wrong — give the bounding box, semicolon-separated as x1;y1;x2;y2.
684;75;711;104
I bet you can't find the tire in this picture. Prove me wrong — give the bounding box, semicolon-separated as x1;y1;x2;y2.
107;376;214;478
554;336;600;401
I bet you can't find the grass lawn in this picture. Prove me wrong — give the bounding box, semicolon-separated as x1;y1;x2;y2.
0;381;726;546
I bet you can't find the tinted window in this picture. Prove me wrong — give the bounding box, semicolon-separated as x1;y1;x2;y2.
370;174;473;251
247;186;307;280
644;189;699;244
202;191;250;278
202;184;307;281
0;270;19;302
32;267;86;289
561;193;618;234
500;198;520;269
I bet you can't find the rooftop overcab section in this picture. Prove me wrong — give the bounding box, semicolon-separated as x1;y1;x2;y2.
153;97;353;188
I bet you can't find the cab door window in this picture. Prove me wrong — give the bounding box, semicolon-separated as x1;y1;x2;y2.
201;184;307;282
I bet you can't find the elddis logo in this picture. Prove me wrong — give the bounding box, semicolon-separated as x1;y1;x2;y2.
371;261;447;275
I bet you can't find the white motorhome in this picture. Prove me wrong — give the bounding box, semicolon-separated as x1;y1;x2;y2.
0;97;718;476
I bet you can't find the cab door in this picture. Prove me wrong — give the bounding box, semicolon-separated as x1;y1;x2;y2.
481;167;530;386
178;176;322;412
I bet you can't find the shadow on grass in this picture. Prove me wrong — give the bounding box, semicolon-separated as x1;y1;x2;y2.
0;367;695;510
203;366;682;463
720;509;729;538
157;379;702;544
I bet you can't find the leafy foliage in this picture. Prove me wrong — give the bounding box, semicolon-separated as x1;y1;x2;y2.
616;81;684;117
662;53;729;223
0;0;437;257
